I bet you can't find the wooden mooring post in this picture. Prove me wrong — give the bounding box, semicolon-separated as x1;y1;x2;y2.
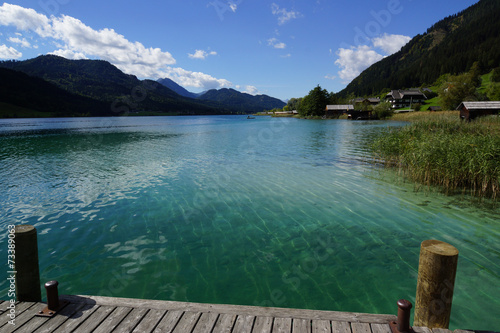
14;225;42;302
414;240;459;329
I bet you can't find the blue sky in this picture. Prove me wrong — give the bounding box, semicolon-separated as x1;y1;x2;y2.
0;0;480;100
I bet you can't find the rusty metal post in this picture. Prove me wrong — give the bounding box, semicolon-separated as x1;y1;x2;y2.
14;225;41;302
45;281;60;311
397;299;412;332
414;240;458;329
36;280;67;317
390;299;413;333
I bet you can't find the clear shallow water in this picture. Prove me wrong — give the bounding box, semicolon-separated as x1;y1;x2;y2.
0;116;498;330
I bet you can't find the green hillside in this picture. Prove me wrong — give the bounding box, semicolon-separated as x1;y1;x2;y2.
0;67;110;118
0;55;231;116
338;0;500;97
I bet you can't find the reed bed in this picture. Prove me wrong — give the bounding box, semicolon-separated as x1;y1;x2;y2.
372;112;500;199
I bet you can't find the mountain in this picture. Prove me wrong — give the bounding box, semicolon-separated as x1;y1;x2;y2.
0;67;110;117
197;88;286;113
157;78;197;98
156;79;285;113
338;0;500;97
0;55;231;115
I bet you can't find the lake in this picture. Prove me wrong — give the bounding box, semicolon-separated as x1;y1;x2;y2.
0;116;498;330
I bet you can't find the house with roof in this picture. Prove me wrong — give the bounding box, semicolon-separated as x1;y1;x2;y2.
427;106;442;112
457;101;500;120
325;105;354;118
385;90;427;109
351;97;381;106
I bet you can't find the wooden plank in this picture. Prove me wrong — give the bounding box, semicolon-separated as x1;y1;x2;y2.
453;330;475;333
370;323;391;333
253;317;273;333
351;322;371;333
212;313;237;333
233;315;255;333
413;327;432;333
112;307;149;332
312;320;331;333
52;303;100;333
2;302;48;333
61;295;396;324
293;318;311;333
8;313;49;333
153;310;183;333
132;309;167;333
0;302;35;328
0;300;10;314
273;317;293;333
92;306;133;333
72;306;116;333
331;321;351;333
192;312;218;333
33;302;86;333
172;311;201;333
432;329;452;333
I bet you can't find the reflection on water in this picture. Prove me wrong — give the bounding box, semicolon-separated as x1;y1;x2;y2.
0;116;498;331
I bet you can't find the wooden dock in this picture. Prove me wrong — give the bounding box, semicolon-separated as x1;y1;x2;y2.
0;295;479;333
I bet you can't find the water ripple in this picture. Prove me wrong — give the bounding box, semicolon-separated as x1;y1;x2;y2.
0;116;498;331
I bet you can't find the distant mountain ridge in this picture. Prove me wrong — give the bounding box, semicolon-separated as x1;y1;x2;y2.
156;79;286;113
338;0;500;97
0;55;244;116
157;78;198;99
196;88;286;113
0;55;285;117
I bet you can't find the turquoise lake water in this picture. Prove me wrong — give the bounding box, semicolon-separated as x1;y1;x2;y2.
0;116;498;330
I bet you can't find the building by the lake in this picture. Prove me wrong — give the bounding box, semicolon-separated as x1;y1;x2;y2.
457;101;500;120
385;89;427;109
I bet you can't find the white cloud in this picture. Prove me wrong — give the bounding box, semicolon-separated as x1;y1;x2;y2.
0;3;52;37
0;44;22;59
8;37;31;48
49;49;88;60
271;3;302;25
244;85;259;95
281;53;291;58
335;45;384;83
165;67;232;90
229;2;238;12
188;49;217;60
334;33;411;84
372;33;411;54
0;3;233;90
235;85;260;95
268;38;286;49
49;14;176;76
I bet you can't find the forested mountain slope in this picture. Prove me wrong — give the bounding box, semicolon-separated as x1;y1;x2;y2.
338;0;500;97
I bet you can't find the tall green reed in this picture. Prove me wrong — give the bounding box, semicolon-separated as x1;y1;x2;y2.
372;112;500;199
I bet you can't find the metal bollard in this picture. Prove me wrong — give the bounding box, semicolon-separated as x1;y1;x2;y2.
36;280;67;317
390;299;413;333
45;281;60;311
397;299;412;332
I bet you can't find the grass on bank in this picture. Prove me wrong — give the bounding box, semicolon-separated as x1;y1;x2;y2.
0;102;57;118
372;111;500;200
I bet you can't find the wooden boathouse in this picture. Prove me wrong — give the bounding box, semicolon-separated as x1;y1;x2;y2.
457;101;500;120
